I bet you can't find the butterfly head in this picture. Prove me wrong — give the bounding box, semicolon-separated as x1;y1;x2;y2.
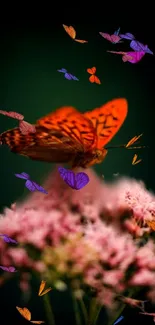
83;148;108;168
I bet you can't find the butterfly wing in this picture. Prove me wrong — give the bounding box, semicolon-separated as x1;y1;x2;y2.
25;180;36;192
15;172;30;180
64;73;72;80
16;307;31;321
58;167;75;189
87;67;96;74
0;106;96;163
83;98;128;149
130;40;142;52
31;321;45;324
70;74;79;81
75;172;89;190
62;24;76;39
19;120;36;135
0;110;24;120
37;106;96;150
94;76;101;84
111;35;121;43
99;32;112;41
119;33;135;40
32;181;48;194
114;28;120;35
38;280;46;296
89;75;95;83
74;39;88;43
57;68;67;73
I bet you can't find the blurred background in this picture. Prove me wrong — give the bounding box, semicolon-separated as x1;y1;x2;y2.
0;19;155;324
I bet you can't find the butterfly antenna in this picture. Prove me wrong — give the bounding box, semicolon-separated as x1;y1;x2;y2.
106;144;147;150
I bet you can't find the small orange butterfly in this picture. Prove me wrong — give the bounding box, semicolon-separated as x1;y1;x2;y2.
16;306;44;324
38;280;52;296
87;67;101;84
126;134;143;148
145;220;155;231
62;24;88;43
132;154;142;165
0;98;128;168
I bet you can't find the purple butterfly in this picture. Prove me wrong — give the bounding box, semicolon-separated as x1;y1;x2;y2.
0;266;17;272
57;68;79;80
14;172;48;194
119;32;135;40
130;40;153;54
0;234;18;244
113;316;124;325
58;167;89;190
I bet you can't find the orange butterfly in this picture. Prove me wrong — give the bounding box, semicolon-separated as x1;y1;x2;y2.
132;154;142;165
0;99;128;168
38;280;52;296
62;24;88;43
16;306;44;324
126;134;143;148
87;67;101;84
145;220;155;231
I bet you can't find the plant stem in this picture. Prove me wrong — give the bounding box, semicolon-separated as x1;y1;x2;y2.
43;294;56;325
79;298;88;325
71;291;82;325
88;298;102;325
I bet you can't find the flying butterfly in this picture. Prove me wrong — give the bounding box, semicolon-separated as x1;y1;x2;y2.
0;109;36;135
38;280;52;296
0;99;128;168
87;67;101;84
132;154;142;165
16;306;44;324
62;24;88;43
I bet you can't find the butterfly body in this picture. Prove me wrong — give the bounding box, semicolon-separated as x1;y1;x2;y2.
0;99;128;168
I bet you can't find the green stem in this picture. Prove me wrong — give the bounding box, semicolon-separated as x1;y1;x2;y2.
79;298;88;325
71;292;82;325
43;294;56;325
92;305;102;325
88;298;101;325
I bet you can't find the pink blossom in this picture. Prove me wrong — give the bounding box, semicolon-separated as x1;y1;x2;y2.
0;168;155;309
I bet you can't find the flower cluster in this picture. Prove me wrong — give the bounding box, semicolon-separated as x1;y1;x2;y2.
0;167;155;309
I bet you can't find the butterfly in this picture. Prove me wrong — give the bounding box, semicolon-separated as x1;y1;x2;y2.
14;172;48;194
58;167;89;190
120;296;147;312
87;67;101;84
0;234;18;244
0;109;36;135
119;33;153;54
140;311;155;322
0;99;128;168
99;28;122;44
119;32;135;40
130;40;153;54
132;154;142;165
126;134;143;148
38;280;52;296
113;316;124;325
0;266;17;272
16;306;44;324
57;68;79;81
145;220;155;231
107;50;145;63
62;24;88;43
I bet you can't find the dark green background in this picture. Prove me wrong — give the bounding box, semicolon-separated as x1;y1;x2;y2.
0;20;155;324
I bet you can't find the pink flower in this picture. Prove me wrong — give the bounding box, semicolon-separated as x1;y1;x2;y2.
0;167;155;309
